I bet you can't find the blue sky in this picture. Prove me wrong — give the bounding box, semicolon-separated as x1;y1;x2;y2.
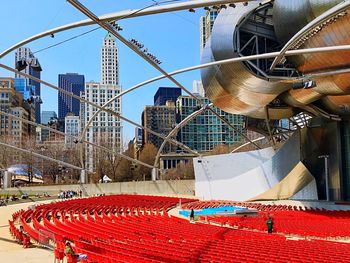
0;0;204;142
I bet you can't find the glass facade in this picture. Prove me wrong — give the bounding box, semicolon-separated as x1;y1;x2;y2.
154;87;181;106
176;96;245;152
58;73;85;119
14;78;34;100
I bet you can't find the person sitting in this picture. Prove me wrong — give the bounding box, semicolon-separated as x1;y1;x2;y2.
64;242;87;261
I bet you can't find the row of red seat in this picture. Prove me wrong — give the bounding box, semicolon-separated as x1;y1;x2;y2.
202;209;350;238
10;195;350;262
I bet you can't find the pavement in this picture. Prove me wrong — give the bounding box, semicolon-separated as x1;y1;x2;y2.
0;200;54;263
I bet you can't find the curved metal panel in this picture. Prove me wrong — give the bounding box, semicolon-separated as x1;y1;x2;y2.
201;3;294;119
273;0;342;45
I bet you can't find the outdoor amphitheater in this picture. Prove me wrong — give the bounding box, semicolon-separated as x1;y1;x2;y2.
3;0;350;262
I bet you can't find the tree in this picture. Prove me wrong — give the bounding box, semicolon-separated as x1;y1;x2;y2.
163;159;195;180
134;143;157;181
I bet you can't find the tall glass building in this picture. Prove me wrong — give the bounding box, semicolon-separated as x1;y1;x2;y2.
176;95;245;152
154;87;181;106
41;111;57;125
58;73;85;119
15;47;42;123
13;78;35;100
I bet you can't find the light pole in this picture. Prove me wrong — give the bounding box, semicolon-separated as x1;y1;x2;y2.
318;155;329;201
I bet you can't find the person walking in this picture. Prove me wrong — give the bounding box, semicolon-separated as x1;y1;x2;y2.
190;209;195;222
266;216;273;234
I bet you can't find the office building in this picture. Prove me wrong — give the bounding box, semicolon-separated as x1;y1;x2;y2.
142;100;176;152
101;33;119;85
192;80;205;97
176;95;245;152
81;82;122;171
15;47;42;123
41;111;57;125
58;73;85;119
13;78;35;100
65;115;80;146
0;78;31;144
154;87;181;106
200;9;220;53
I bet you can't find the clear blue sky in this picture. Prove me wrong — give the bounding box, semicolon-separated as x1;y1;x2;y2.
0;0;204;143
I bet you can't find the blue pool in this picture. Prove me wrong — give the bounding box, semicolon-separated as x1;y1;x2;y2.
179;206;245;217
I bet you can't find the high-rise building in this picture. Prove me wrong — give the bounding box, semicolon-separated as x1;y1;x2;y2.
101;33;119;85
0;78;31;144
200;9;220;53
81;82;122;171
58;73;85;119
154;87;181;106
192;80;205;97
176;95;245;152
142;100;176;152
13;78;35;100
15;47;42;123
81;33;122;171
41;111;57;125
65;115;80;146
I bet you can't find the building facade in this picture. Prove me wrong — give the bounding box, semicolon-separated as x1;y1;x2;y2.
81;82;122;171
200;9;220;53
192;80;205;97
80;33;122;172
142;100;176;152
41;111;57;125
176;95;245;152
58;73;85;119
15;47;42;123
0;78;31;144
101;33;119;85
65;115;80;146
154;87;181;106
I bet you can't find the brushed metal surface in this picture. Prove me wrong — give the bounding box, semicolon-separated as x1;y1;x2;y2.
201;0;350;118
201;2;293;119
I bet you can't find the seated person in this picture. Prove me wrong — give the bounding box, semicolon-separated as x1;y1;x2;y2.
64;242;87;261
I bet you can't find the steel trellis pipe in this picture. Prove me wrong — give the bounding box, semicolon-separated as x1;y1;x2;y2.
0;141;83;170
0;63;197;165
0;0;253;59
67;0;260;159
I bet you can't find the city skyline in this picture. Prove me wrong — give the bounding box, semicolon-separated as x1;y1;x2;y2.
0;0;204;142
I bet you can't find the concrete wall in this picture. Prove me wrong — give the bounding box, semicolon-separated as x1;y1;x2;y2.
193;132;308;201
0;180;195;197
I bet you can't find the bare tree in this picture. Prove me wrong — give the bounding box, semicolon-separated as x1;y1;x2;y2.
163;159;195;180
134;143;157;181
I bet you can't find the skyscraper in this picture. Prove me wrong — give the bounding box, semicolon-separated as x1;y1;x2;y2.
15;47;42;123
0;78;31;145
192;80;205;97
41;111;57;125
58;73;85;119
101;33;119;85
65;114;80;146
200;9;220;53
154;87;181;106
142;100;176;152
81;33;122;172
176;95;245;152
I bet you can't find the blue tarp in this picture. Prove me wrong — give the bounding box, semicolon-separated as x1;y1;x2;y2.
179;206;244;217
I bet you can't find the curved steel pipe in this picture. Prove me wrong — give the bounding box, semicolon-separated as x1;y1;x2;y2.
0;0;247;59
0;141;83;171
0;110;154;169
270;0;350;70
153;104;212;170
